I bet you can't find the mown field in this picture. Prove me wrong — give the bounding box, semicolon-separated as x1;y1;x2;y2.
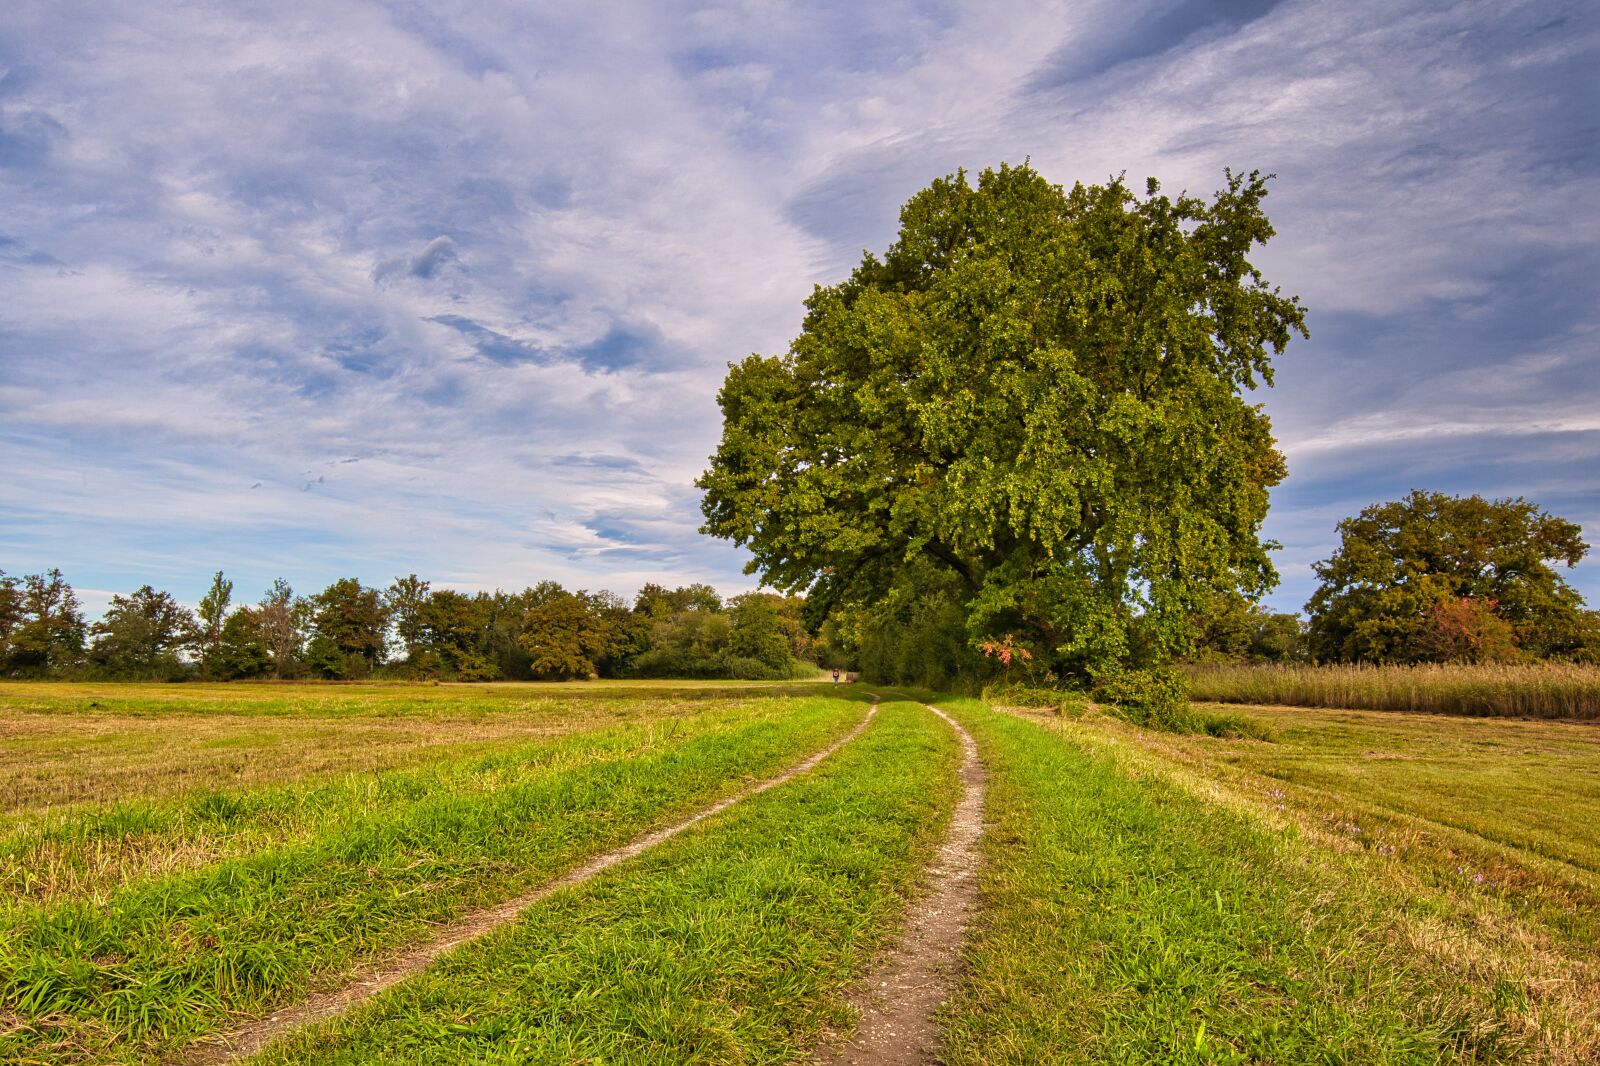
969;696;1600;1062
3;680;1597;1063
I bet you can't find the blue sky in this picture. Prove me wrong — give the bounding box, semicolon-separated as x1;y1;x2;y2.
2;0;1597;621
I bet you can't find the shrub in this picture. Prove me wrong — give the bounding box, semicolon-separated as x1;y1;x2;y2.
1090;667;1191;730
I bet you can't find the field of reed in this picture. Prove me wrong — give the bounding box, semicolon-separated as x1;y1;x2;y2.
1184;661;1600;718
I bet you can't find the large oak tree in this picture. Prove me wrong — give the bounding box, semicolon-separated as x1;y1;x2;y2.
699;163;1306;685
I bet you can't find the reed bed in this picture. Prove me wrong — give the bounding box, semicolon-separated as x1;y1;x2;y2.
1184;662;1600;719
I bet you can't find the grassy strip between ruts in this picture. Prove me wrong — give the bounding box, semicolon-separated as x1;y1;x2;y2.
0;695;868;1065
938;699;1560;1065
251;699;961;1066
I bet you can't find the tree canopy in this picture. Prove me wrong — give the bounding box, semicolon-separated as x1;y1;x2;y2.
1306;491;1596;663
308;578;389;678
89;586;197;679
699;163;1307;693
1;569;86;677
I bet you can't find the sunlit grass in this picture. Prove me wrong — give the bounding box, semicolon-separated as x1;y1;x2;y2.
0;687;867;1063
255;700;960;1065
940;700;1600;1063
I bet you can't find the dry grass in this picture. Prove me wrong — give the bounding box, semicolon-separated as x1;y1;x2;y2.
0;680;824;816
0;682;814;908
1185;661;1600;718
0;713;578;816
0;688;870;1064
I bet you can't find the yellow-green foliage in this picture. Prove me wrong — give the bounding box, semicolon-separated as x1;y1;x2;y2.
1185;661;1600;718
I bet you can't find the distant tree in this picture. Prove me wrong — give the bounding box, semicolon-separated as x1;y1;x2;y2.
418;589;501;680
633;582;722;619
4;569;87;676
196;570;233;678
769;594;814;662
0;570;22;666
698;164;1305;699
1189;591;1257;661
1249;612;1308;663
89;586;197;679
1190;591;1308;663
812;611;858;671
1307;491;1592;663
213;607;271;679
483;590;535;680
302;633;347;680
385;574;431;664
727;592;796;677
257;578;310;678
585;590;637;677
310;578;389;678
525;580;568;609
520;587;612;680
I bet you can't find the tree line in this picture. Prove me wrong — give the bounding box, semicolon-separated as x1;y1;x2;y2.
2;488;1592;686
0;570;832;682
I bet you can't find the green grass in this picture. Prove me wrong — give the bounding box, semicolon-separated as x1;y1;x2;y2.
0;680;843;814
9;679;1598;1064
0;690;868;1064
1090;702;1600;960
253;699;960;1065
938;700;1580;1064
1183;662;1600;719
0;699;838;908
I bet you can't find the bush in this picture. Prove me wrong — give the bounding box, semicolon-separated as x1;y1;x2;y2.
981;682;1089;717
625;649;724;680
1090;667;1190;729
1084;667;1272;739
723;655;788;681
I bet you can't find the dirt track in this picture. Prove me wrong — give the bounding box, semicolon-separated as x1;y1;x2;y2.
817;701;986;1066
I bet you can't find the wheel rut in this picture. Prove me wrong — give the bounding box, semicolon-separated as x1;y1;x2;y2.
172;698;880;1065
817;700;986;1066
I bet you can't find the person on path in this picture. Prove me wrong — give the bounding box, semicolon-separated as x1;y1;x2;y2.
832;668;841;685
